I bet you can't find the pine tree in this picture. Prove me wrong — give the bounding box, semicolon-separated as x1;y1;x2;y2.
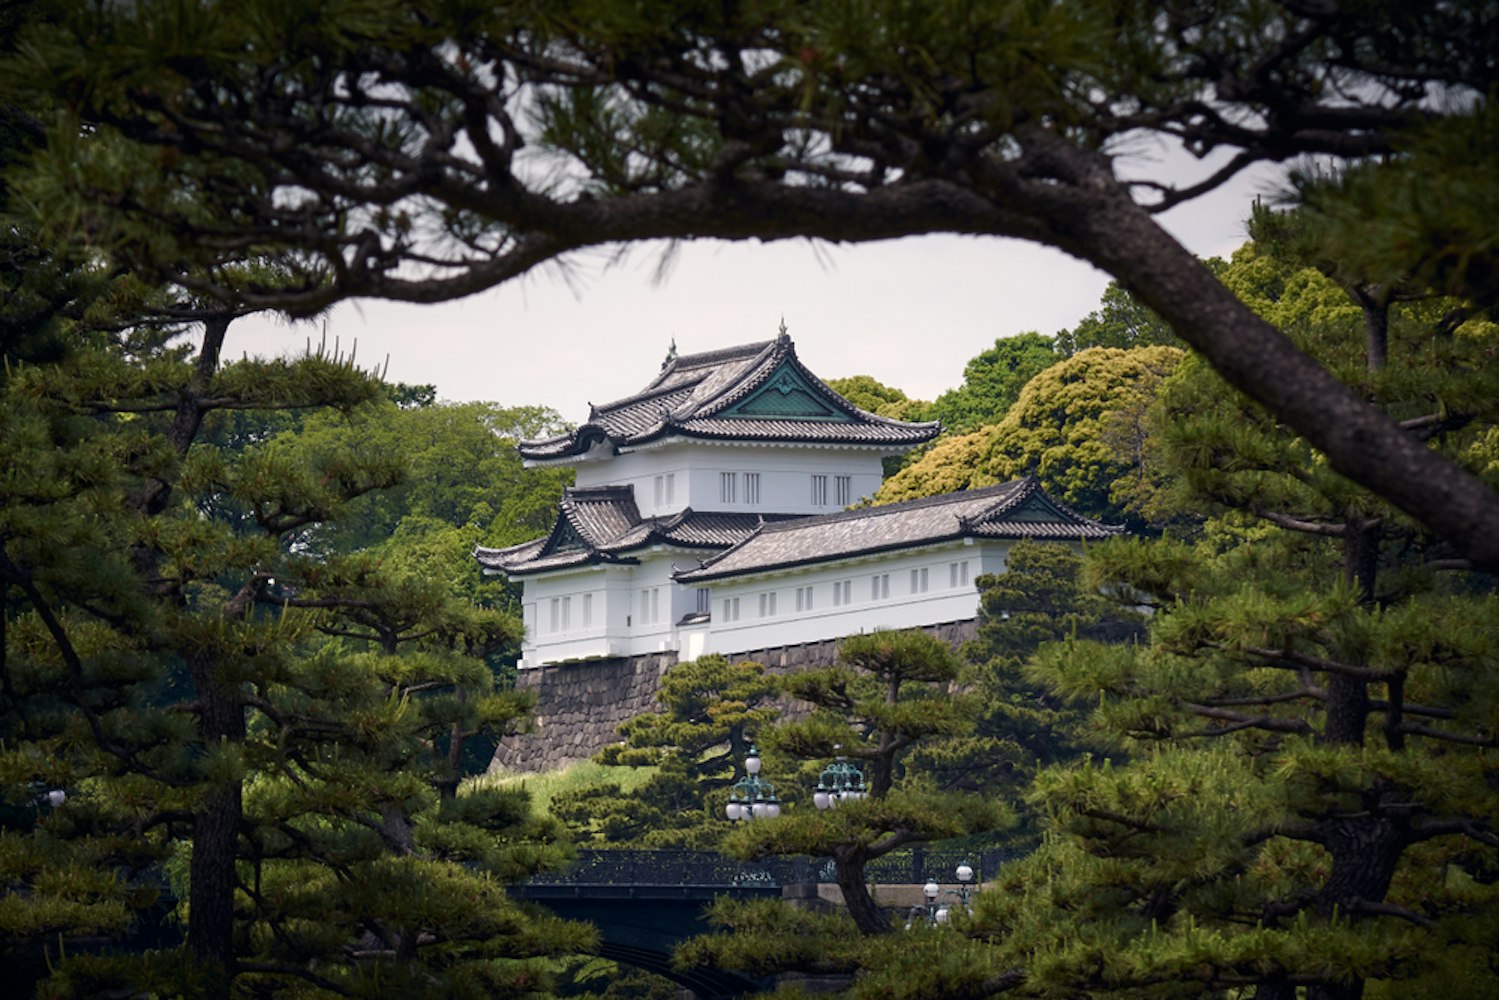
718;631;1009;936
1;314;590;995
910;540;1133;820
550;654;781;848
974;228;1499;999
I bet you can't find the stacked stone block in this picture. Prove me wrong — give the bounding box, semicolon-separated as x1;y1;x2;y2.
491;619;979;772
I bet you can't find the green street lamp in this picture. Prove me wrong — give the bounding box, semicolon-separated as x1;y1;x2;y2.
813;750;867;809
725;741;780;821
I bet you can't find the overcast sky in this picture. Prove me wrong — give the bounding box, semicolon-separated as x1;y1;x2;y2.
228;157;1284;425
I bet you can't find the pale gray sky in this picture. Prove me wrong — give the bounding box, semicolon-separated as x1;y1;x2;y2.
229;158;1282;423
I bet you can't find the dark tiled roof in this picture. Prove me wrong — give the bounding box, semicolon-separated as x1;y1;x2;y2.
474;488;776;577
673;478;1120;582
518;333;939;461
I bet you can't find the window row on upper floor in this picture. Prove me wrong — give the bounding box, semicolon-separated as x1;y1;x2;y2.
711;472;855;506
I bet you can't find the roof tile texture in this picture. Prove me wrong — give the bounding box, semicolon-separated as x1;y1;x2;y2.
519;334;938;460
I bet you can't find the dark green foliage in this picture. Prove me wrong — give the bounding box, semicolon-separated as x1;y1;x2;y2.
971;217;1499;998
911;541;1134;815
930;333;1059;433
1054;281;1182;357
727;631;1011;936
0;318;590;994
275;400;573;558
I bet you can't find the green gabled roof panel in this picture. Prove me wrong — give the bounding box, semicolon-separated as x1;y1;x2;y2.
1002;492;1074;523
721;362;852;421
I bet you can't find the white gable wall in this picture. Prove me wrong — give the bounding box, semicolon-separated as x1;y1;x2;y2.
570;441;888;517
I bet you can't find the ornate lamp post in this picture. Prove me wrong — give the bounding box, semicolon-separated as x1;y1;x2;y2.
725;741;781;821
812;750;867;809
919;861;977;926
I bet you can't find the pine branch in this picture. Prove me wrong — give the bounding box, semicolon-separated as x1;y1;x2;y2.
1239;645;1400;681
1409;819;1499;849
1255;510;1346;536
866;827;927;859
234;962;350;995
1398;723;1498;747
1080;808;1169;834
1347;898;1436;928
0;545;187;784
1199;689;1324;708
1184;703;1317;735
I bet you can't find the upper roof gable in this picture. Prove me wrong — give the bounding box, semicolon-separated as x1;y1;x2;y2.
518;330;938;461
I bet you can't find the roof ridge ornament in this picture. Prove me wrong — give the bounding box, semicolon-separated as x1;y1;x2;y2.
777;317;789;343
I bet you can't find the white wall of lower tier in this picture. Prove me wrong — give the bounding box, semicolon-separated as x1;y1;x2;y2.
568;441;889;517
515;538;1018;668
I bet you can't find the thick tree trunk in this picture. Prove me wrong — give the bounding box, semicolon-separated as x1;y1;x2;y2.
1253;976;1297;1000
833;845;891;935
1044;168;1499;572
1305;814;1406;1000
1297;514;1399;1000
187;651;247;999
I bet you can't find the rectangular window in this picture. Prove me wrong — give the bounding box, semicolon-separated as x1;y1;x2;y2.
811;474;828;505
665;473;675;505
870;573;890;600
561;596;571;630
835;475;852;506
759;591;777;618
582;593;593;627
949;560;970;589
549;597;560;633
795;585;815;612
910;568;929;594
832;580;852;606
743;472;760;505
696;587;711;614
639;587;660;625
720;471;737;504
653;475;664;507
720;597;741;622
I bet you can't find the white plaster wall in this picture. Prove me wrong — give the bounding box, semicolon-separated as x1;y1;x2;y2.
516;551;693;666
698;540;1014;656
517;567;616;668
570;442;890;516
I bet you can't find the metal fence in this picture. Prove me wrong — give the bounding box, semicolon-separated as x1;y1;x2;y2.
524;847;1016;889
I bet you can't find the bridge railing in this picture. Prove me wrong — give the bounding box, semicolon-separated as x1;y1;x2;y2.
524;847;1018;889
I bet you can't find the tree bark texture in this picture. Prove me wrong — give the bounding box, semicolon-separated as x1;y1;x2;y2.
187;651;247;999
833;844;891;936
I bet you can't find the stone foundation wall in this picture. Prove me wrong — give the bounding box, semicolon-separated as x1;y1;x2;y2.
491;619;979;773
